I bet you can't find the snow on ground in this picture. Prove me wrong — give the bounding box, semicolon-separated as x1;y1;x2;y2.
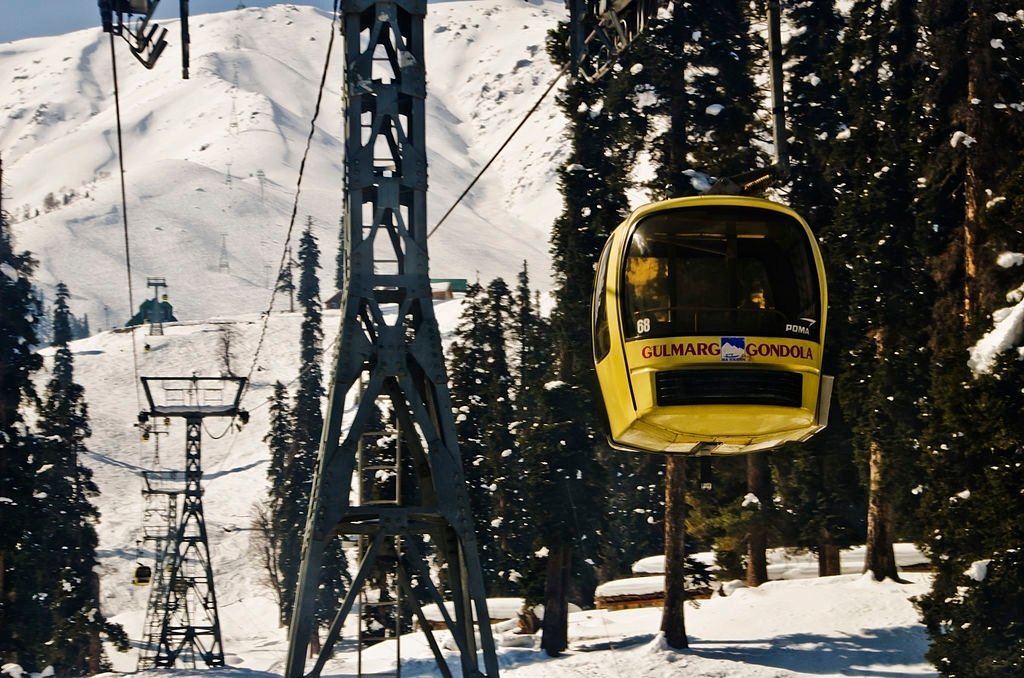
630;543;927;578
26;312;938;678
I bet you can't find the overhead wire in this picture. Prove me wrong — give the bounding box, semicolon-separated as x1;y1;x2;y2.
240;0;340;407
110;30;162;567
427;60;570;240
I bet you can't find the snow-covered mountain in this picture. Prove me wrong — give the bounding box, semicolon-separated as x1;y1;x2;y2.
2;1;567;327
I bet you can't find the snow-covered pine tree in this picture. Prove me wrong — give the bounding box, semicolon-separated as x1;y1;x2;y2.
785;0;847;229
274;230;322;626
448;280;491;551
485;277;528;593
913;2;1024;673
509;261;546;566
293;219;325;536
0;156;47;668
36;282;126;674
773;0;866;577
287;220;349;652
510;261;547;397
551;28;665;570
824;0;930;582
262;380;294;624
640;0;761;199
532;19;645;655
448;278;530;595
519;379;606;656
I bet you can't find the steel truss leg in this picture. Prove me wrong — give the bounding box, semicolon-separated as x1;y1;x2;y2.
155;417;225;668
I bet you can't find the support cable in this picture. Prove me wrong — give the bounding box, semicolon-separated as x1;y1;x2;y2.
426;60;570;239
109;33;143;415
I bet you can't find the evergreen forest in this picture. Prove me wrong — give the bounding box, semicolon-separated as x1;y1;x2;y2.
444;2;1024;674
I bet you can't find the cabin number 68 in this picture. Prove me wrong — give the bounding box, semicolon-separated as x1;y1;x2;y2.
636;318;651;334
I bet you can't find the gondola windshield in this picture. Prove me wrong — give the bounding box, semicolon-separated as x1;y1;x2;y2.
622;205;821;343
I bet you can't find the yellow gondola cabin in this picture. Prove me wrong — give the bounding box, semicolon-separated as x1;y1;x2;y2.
133;563;152;586
592;195;832;455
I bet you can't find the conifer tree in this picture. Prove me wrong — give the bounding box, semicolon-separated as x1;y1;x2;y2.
0;156;46;666
519;380;606;656
448;278;528;595
510;262;547;396
773;0;866;576
508;263;552;607
36;282;127;673
531;21;645;654
784;1;847;229
641;1;761;198
277;221;349;650
914;3;1024;673
293;220;325;521
825;0;930;581
263;381;294;623
448;280;494;583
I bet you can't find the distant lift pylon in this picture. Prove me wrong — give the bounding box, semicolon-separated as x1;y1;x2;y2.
136;376;248;669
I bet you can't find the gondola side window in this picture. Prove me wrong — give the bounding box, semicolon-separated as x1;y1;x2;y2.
622;206;821;341
593;239;614;362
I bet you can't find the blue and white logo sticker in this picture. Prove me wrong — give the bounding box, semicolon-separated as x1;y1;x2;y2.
720;337;747;362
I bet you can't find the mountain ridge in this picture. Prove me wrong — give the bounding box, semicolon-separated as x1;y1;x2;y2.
3;1;566;327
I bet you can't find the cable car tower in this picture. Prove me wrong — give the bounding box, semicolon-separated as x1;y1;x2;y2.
137;375;248;668
283;1;498;677
96;0;495;672
146;277;167;336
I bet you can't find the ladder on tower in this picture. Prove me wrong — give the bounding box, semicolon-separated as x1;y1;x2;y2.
137;471;181;670
355;420;404;677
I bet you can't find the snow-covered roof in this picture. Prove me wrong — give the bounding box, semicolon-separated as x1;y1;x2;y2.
595;575;664;599
419;598;581;622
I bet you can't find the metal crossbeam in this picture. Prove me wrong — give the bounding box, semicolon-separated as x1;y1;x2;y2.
283;1;498;676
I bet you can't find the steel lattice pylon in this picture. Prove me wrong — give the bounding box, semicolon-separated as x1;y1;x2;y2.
283;1;499;676
152;417;224;668
137;474;178;670
138;376;247;669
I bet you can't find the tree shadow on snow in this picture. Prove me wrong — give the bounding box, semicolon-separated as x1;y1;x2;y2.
686;625;931;676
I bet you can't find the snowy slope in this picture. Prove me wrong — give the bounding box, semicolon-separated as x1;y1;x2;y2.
2;1;566;327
